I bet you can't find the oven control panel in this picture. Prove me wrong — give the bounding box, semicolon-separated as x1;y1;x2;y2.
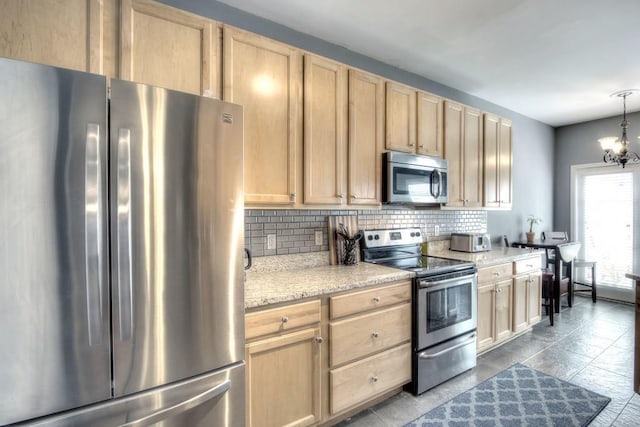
362;228;423;248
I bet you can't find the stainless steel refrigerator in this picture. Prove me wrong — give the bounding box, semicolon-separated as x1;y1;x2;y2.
0;57;245;426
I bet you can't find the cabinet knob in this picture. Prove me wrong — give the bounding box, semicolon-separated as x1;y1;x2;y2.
315;336;324;344
281;316;289;323
371;331;379;339
290;193;296;201
496;287;502;294
351;194;358;199
409;142;415;147
419;144;424;148
370;376;379;383
338;194;344;199
493;272;500;277
372;296;381;303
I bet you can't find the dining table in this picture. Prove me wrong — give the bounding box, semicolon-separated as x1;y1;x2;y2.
512;238;582;315
511;238;569;250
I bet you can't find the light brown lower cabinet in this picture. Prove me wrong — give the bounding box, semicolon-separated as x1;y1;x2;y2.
245;280;412;426
329;343;411;414
245;300;322;427
477;256;543;353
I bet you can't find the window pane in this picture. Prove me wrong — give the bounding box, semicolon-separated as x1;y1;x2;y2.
578;171;633;288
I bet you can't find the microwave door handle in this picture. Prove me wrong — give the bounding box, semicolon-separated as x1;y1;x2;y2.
430;169;442;199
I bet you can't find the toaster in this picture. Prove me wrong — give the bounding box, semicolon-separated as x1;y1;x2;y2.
450;233;492;252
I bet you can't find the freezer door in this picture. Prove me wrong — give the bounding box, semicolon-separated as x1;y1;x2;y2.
19;362;246;427
109;79;245;396
0;58;111;424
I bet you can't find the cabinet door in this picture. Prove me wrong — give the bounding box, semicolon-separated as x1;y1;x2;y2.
385;82;416;153
348;69;384;206
120;0;220;96
495;279;513;342
246;327;322;427
498;118;513;209
527;271;542;324
224;26;302;205
0;0;115;75
444;100;464;207
513;275;529;333
417;91;444;157
463;106;483;207
483;113;501;208
477;283;495;351
303;54;347;204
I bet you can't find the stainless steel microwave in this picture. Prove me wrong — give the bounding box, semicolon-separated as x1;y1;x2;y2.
383;151;448;205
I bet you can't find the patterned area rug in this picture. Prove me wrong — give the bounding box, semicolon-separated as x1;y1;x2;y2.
404;363;610;427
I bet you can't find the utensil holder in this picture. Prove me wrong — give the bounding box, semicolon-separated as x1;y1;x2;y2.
342;238;358;265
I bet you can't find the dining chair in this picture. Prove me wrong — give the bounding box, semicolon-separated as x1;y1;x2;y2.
541;231;568;268
541;269;555;325
552;241;581;313
545;232;597;303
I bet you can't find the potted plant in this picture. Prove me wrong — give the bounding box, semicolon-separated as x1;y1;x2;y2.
526;215;542;243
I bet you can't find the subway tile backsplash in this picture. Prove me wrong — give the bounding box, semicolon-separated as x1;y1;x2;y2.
244;208;487;257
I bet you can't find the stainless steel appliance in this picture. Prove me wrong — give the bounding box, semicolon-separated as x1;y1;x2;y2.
0;57;245;426
450;232;492;253
362;228;477;395
383;151;448;205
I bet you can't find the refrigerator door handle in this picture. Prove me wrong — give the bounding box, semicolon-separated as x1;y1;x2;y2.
118;379;231;427
117;128;134;341
85;123;104;346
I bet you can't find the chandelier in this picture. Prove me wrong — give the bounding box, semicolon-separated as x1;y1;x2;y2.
598;90;639;168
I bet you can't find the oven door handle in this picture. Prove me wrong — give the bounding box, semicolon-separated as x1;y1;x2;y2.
418;274;476;288
418;334;477;360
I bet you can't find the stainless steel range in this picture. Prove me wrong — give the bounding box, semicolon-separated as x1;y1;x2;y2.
362;228;478;395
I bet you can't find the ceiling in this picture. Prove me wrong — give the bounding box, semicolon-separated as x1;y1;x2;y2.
217;0;640;127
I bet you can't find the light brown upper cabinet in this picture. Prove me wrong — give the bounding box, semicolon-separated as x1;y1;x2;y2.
385;84;444;158
303;54;348;205
444;101;483;208
348;69;384;206
483;113;513;209
224;26;303;205
0;0;117;76
120;0;221;96
385;82;416;153
417;91;444;157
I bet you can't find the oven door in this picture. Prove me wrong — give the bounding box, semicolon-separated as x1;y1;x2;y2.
416;271;477;350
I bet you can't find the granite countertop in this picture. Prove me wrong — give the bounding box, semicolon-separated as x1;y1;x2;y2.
245;261;414;309
429;246;544;267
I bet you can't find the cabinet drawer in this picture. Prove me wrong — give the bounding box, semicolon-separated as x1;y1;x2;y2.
245;299;321;340
330;281;411;319
478;263;512;284
330;343;411;414
330;303;411;367
514;256;542;275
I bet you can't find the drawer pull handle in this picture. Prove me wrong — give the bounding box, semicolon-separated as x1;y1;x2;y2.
370;376;378;383
371;332;379;338
315;336;324;344
281;316;289;324
372;296;381;303
526;264;534;268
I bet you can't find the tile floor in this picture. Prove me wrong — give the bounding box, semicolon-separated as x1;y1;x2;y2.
337;296;638;426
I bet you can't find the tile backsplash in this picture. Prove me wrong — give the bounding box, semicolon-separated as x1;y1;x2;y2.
245;208;487;257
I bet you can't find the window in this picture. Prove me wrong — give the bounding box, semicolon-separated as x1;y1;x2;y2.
572;164;639;302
